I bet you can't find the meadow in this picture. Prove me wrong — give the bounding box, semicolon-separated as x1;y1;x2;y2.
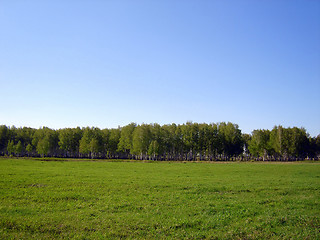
0;158;319;239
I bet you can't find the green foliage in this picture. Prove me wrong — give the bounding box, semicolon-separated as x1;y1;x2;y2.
0;125;9;153
259;126;312;159
6;140;15;155
15;127;35;147
248;129;271;157
26;144;33;155
33;127;58;157
310;135;320;157
148;140;160;158
131;124;151;157
108;128;121;156
58;127;82;156
36;138;50;157
0;123;318;160
0;159;319;239
117;123;136;153
79;127;104;158
218;122;243;156
14;141;23;156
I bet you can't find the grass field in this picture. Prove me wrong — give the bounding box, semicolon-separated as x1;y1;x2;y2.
0;159;319;239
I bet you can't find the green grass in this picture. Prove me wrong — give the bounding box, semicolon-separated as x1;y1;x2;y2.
0;159;319;239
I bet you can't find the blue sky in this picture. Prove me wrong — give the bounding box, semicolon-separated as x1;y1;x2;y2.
1;0;319;136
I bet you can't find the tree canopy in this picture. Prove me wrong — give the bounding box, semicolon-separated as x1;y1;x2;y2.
0;123;319;161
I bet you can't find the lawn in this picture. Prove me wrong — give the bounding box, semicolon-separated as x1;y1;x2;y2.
0;159;319;239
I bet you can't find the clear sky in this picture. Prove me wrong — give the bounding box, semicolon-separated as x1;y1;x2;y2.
0;0;319;136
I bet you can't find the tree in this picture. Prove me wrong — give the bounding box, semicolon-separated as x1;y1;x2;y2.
218;122;243;157
117;123;136;157
180;122;198;160
131;124;151;159
0;125;9;154
89;138;100;158
26;143;33;157
33;127;59;157
37;138;50;157
269;126;283;157
14;141;23;156
148;140;160;160
269;126;310;159
7;140;15;156
248;130;271;159
199;123;219;160
314;135;320;158
15;127;35;150
242;133;251;157
59;127;82;157
288;127;309;158
161;123;178;160
149;123;165;159
79;127;91;157
108;128;121;158
0;123;317;161
79;127;104;158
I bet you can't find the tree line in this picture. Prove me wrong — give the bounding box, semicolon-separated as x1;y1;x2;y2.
0;122;319;161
